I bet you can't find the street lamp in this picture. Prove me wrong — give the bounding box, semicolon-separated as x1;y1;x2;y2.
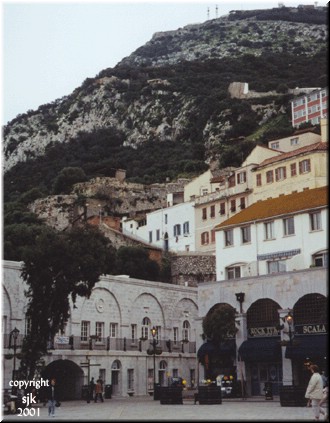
235;292;245;313
285;312;295;385
147;326;162;400
9;328;20;393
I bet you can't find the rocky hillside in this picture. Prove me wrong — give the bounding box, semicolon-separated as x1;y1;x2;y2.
3;6;328;182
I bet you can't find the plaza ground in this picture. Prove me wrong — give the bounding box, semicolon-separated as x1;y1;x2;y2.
2;395;326;421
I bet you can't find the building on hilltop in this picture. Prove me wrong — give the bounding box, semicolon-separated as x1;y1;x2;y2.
291;87;328;128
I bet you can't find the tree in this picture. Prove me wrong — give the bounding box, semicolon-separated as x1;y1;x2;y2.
116;246;160;281
52;166;87;194
199;303;238;380
19;225;116;380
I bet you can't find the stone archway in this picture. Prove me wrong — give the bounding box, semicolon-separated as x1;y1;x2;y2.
41;359;84;400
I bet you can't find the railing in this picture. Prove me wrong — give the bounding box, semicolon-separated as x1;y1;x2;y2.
3;335;196;354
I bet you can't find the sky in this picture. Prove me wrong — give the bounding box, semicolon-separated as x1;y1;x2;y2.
1;0;328;125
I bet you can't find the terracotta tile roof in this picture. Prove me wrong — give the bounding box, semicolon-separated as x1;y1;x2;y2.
258;142;328;167
215;186;328;230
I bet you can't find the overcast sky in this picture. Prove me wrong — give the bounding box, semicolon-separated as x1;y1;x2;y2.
1;0;327;125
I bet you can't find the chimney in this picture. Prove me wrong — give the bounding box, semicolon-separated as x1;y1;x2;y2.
320;118;328;143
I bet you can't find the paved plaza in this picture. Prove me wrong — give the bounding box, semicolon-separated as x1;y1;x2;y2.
2;395;326;421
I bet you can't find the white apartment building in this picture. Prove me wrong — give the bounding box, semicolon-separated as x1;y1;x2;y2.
214;186;327;281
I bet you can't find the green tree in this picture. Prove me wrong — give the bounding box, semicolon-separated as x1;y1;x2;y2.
52;166;87;194
19;225;116;380
200;303;238;380
116;246;160;281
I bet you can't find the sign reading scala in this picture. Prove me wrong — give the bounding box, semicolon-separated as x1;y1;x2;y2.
248;327;280;337
295;324;327;335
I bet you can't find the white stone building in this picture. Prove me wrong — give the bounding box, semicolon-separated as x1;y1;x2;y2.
2;261;199;399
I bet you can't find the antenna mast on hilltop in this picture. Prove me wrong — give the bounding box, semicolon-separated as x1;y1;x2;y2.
215;4;218;18
207;7;210;20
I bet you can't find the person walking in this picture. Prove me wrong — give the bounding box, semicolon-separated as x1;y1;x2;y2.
88;377;95;403
305;364;324;421
94;379;104;403
46;378;59;417
319;383;328;421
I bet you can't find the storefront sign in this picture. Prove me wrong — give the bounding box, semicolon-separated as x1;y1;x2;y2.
295;324;327;335
248;327;280;337
55;336;70;344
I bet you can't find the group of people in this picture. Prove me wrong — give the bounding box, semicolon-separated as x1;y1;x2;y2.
305;364;328;421
89;377;104;403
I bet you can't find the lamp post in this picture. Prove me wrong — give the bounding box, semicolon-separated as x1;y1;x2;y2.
147;326;162;399
235;292;245;313
286;312;295;385
9;328;20;393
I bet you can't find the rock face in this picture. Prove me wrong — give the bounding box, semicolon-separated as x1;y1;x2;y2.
3;7;327;173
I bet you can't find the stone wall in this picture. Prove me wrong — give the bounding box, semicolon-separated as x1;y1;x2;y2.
171;253;216;287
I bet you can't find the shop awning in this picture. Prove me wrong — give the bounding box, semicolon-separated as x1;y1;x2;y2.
285;335;327;360
238;337;281;361
197;340;236;360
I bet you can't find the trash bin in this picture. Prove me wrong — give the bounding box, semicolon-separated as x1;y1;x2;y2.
264;382;273;400
81;385;89;401
154;383;161;400
104;384;112;399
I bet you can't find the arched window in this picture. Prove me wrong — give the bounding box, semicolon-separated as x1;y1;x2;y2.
141;317;151;339
247;299;281;329
182;320;190;341
293;294;327;325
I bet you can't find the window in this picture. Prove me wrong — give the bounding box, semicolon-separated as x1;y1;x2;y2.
266;170;274;183
237;171;246;184
201;188;208;196
173;327;179;345
228;174;236;187
128;369;134;391
81;321;90;341
141;317;151;339
313;252;328;267
290;163;297;177
230;199;236;212
310;212;322;231
275;166;286;181
270;141;280;149
210;205;215;218
95;322;104;340
211;230;216;243
156;229;160;241
256;174;262;186
290;137;299;146
227;266;241;280
109;323;118;338
183;221;189;235
264;221;275;240
182;321;190;342
224;229;234;246
173;224;181;237
201;231;209;245
241;226;251;244
299;159;311;174
131;324;137;341
149;231;152;243
268;260;286;274
220;203;226;216
283;217;295;236
240;197;246;210
164;214;168;224
202;208;207;220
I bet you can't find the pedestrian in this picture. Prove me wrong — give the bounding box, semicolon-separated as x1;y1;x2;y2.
45;378;59;417
319;384;328;421
94;379;104;403
305;364;324;421
89;377;95;402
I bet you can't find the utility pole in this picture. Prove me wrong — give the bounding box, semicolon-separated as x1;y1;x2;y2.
80;355;100;403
